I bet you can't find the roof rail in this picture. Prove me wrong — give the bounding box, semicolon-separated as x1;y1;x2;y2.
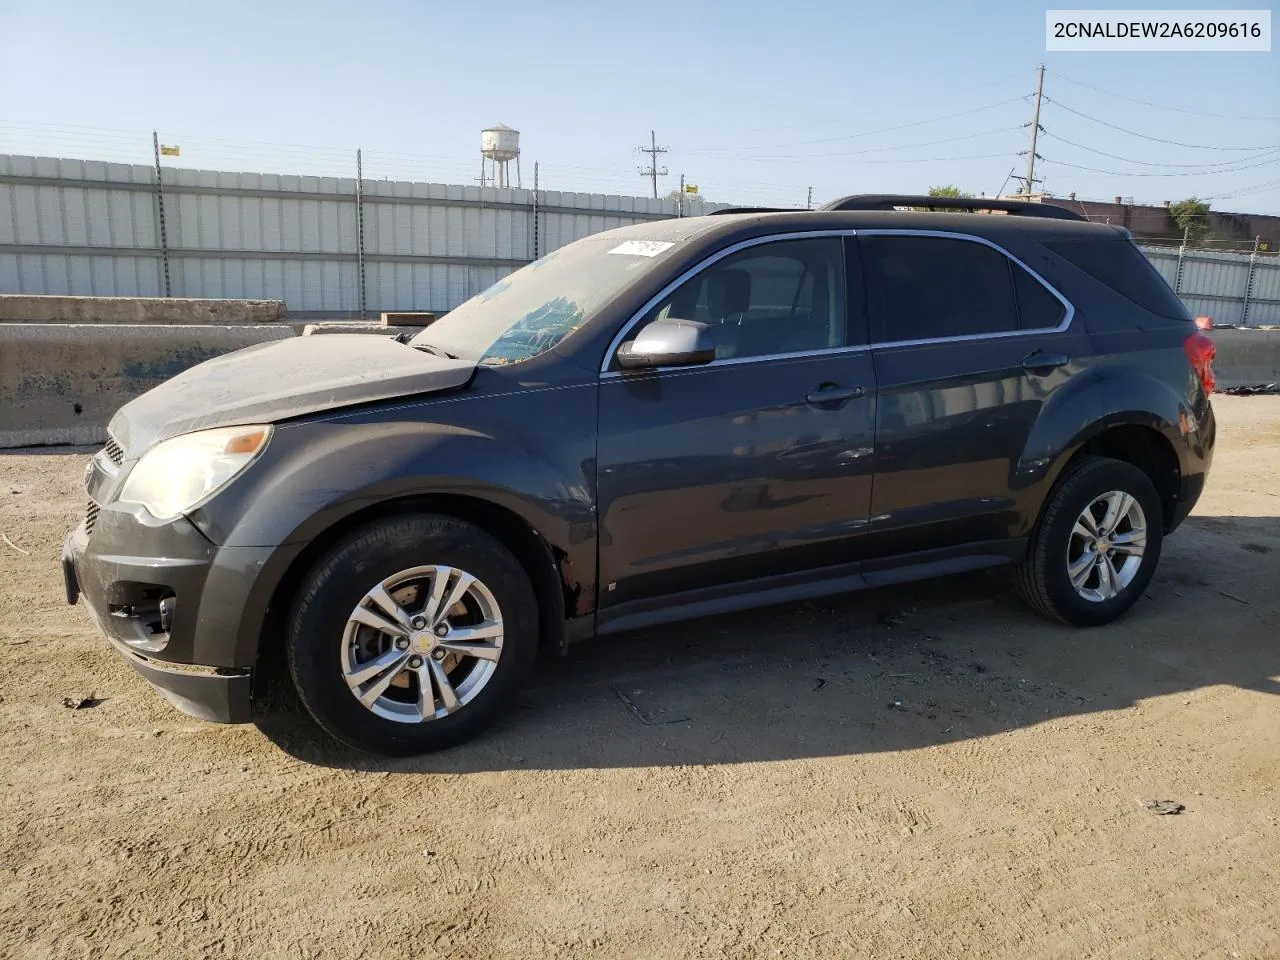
818;194;1086;221
707;206;804;216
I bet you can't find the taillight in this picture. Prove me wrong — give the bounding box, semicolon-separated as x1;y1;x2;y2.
1184;331;1216;395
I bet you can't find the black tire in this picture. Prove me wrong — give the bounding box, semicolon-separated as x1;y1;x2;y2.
286;513;539;756
1016;456;1164;627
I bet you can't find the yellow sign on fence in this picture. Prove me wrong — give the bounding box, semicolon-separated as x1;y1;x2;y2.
160;145;180;157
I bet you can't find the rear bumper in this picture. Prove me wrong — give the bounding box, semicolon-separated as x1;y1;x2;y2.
1168;471;1206;533
1168;396;1216;534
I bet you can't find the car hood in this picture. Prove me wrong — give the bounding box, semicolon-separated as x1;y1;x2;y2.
109;335;476;455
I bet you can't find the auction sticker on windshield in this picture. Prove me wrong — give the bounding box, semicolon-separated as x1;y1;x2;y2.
608;240;675;257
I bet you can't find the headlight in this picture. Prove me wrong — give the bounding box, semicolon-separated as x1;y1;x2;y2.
118;425;273;520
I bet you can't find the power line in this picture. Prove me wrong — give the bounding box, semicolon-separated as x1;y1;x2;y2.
1209;176;1280;201
841;151;1012;164
685;125;1024;162
1041;152;1280;178
1046;69;1280;122
703;71;1033;140
1040;131;1280;169
1043;98;1279;151
697;151;1017;168
685;96;1030;152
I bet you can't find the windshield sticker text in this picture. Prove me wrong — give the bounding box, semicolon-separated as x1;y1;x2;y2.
607;240;675;258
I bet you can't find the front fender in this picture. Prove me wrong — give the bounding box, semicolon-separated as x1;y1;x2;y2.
188;388;599;664
200;419;594;551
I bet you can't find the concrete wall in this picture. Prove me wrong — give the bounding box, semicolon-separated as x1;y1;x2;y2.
1;321;1274;450
0;323;294;447
1209;327;1280;389
1055;198;1280;249
0;294;285;324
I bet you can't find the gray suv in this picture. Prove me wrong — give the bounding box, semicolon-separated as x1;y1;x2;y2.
63;195;1217;756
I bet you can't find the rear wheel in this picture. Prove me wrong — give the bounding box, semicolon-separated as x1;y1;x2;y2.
1016;456;1164;626
286;514;538;756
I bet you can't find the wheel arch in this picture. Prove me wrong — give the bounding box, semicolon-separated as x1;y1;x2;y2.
1021;411;1184;545
248;492;579;677
1055;422;1182;533
1019;370;1196;536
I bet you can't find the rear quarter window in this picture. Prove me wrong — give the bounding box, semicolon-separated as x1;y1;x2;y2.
1042;238;1190;322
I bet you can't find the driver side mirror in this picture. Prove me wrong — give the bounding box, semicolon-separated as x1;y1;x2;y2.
616;318;716;370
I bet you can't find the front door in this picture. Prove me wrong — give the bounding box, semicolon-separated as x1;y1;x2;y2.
595;235;877;615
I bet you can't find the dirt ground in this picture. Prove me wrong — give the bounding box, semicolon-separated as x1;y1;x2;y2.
1;397;1277;960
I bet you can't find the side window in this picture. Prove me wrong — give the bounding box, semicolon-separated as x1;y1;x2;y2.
1044;238;1189;320
645;237;846;361
863;236;1018;342
1012;264;1066;330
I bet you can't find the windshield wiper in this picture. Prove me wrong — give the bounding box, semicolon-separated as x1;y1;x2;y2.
411;341;458;359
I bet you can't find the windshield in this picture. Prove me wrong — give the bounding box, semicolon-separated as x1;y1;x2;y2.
411;235;679;365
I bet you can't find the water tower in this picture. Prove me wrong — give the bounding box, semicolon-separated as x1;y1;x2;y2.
480;124;521;189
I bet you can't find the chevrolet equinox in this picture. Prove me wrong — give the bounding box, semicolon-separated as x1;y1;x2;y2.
63;195;1217;756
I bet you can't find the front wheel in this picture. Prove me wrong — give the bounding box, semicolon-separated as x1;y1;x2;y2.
286;514;539;756
1016;456;1164;627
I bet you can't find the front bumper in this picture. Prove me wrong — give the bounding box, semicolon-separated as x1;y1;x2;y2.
62;504;275;724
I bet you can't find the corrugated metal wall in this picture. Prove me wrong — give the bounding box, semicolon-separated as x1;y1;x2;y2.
0;154;721;316
5;154;1277;325
1137;245;1279;326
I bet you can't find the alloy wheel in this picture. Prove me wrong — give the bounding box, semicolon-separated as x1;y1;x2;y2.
1066;490;1147;603
340;565;504;723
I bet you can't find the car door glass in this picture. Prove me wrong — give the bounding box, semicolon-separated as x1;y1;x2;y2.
1012;263;1066;330
864;236;1018;342
645;237;847;361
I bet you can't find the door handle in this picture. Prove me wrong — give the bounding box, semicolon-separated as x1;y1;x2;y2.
1021;351;1069;374
805;384;866;407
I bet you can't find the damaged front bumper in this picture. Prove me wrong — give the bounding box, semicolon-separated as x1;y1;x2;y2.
62;511;262;725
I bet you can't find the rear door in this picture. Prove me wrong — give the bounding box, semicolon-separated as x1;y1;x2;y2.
857;230;1083;559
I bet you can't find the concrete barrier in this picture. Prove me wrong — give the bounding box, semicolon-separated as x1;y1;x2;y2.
0;295;286;325
0;324;295;448
2;319;1273;450
1210;327;1280;388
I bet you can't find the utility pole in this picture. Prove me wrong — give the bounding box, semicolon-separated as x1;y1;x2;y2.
636;129;668;199
1019;64;1046;198
678;173;685;217
806;186;813;210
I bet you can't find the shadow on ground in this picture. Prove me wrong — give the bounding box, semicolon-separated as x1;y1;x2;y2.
254;514;1280;773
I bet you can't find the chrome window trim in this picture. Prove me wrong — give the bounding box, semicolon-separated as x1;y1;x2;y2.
597;228;1079;377
857;229;1075;349
598;343;873;385
598;229;858;377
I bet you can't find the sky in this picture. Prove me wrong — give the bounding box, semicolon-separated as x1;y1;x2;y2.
1;0;1278;222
